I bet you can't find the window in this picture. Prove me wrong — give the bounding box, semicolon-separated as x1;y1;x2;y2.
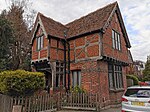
37;35;44;50
108;63;123;90
56;75;59;87
125;88;150;98
72;71;81;87
56;62;64;88
112;30;121;50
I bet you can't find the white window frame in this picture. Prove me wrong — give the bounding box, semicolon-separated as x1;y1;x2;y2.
37;35;44;51
72;70;81;87
112;30;121;51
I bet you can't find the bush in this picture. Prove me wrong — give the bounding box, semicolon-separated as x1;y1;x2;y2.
70;86;86;93
0;70;45;96
126;74;139;85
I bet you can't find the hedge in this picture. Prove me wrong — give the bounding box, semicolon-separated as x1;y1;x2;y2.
126;74;139;85
0;70;45;96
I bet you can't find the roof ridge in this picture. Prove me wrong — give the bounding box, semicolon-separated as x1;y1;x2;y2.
65;1;117;26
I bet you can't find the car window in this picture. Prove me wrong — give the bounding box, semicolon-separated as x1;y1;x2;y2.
125;88;150;98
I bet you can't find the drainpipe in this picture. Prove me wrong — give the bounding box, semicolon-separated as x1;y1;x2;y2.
67;42;70;91
63;40;67;89
64;30;71;92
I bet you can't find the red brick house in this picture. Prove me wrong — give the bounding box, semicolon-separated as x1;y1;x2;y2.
31;2;132;106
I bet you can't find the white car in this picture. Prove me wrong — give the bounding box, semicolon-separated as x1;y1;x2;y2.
122;86;150;112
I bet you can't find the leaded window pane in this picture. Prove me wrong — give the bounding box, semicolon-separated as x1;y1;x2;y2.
118;34;121;50
108;64;123;90
72;71;81;87
115;32;118;49
41;35;44;49
78;71;81;87
108;72;114;89
112;30;115;48
112;30;121;51
37;37;40;50
73;71;77;87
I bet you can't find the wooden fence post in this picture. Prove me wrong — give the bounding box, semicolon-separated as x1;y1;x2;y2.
12;105;22;112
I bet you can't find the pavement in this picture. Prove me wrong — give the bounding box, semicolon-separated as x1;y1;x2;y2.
100;107;121;112
57;107;121;112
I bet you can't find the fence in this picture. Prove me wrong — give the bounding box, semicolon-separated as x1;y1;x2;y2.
61;92;98;111
0;92;99;112
12;94;57;112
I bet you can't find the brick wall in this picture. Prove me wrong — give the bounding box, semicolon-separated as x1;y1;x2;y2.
103;12;129;62
50;38;64;61
70;60;111;105
69;33;100;62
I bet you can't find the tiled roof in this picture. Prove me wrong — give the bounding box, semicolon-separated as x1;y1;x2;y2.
37;2;117;39
32;2;131;48
66;2;117;38
39;13;68;39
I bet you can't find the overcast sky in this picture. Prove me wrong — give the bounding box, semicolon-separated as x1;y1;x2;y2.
0;0;150;62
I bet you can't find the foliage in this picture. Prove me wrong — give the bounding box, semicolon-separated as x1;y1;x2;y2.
0;0;36;71
0;15;14;71
143;60;150;81
70;86;86;93
0;70;45;96
126;74;139;85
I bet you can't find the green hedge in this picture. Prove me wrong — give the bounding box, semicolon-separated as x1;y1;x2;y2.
0;70;45;96
126;74;139;85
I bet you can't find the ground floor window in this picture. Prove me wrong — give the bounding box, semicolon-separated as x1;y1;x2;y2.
56;62;64;87
108;63;123;90
72;70;81;87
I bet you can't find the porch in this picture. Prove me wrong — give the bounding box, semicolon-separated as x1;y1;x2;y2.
32;60;66;94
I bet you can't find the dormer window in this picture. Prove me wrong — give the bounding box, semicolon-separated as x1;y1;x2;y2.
112;30;121;51
37;35;44;51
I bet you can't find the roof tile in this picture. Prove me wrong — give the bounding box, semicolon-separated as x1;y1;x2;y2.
66;2;117;38
38;2;117;39
40;13;68;39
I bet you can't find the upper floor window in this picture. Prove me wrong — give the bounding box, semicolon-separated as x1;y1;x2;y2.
112;30;121;51
37;35;44;51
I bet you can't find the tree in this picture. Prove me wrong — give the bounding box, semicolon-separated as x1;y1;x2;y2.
5;0;36;70
143;60;150;81
0;12;14;71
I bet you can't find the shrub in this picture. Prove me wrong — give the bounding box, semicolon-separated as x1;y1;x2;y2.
126;74;139;85
0;70;45;96
70;86;86;93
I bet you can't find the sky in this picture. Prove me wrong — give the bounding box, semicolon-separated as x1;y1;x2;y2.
0;0;150;62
